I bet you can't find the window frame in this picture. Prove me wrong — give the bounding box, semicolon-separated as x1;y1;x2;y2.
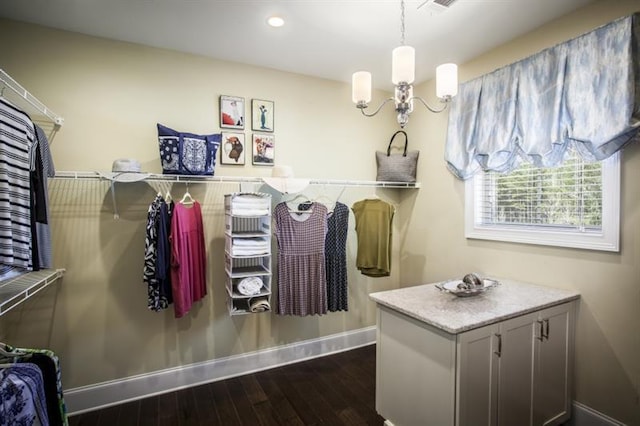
464;152;620;252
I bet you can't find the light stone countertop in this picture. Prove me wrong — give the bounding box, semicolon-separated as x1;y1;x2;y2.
369;278;580;334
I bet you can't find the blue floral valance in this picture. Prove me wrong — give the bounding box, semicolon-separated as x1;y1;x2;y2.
445;13;640;180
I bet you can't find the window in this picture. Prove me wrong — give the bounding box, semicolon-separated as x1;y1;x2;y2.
465;149;620;251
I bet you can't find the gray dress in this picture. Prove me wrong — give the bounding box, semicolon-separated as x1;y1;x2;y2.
274;202;328;316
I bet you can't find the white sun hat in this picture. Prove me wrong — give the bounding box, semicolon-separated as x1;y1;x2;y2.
99;159;151;183
262;165;309;194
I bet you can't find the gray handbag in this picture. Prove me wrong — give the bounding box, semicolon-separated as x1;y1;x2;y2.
376;130;419;183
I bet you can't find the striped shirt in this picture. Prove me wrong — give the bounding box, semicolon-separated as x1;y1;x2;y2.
0;97;34;277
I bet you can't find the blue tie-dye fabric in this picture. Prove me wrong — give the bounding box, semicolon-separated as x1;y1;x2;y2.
445;14;640;180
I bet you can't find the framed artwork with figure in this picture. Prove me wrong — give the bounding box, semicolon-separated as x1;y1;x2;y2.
221;132;246;165
251;99;274;132
220;95;245;129
252;133;275;166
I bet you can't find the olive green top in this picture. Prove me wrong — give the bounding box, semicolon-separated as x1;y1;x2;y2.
351;198;395;277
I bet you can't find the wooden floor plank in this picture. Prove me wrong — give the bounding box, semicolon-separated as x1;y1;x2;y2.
157;391;179;426
209;380;242;425
115;399;141;426
226;376;261;425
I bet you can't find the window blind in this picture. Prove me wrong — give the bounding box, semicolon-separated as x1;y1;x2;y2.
475;149;602;232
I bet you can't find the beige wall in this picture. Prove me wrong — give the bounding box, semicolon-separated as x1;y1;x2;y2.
0;18;406;392
1;0;639;423
404;1;640;424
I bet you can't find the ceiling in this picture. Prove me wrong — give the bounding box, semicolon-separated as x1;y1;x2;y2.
0;0;596;90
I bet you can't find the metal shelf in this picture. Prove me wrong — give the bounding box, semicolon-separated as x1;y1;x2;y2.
53;171;421;189
53;171;419;219
0;269;65;317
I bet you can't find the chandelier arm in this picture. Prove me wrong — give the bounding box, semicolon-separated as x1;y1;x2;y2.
411;96;450;114
359;97;396;117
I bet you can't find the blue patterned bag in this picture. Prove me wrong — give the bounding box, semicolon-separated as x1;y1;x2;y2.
157;123;221;175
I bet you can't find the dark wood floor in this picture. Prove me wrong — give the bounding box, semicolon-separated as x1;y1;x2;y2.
68;344;384;426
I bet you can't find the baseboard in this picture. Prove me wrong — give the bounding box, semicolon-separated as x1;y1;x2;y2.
65;326;376;415
569;401;626;426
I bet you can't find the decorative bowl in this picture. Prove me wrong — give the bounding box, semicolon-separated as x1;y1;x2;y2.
435;278;500;298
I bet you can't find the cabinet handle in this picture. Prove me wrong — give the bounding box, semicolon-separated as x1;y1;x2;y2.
543;319;550;340
536;320;545;341
494;333;502;357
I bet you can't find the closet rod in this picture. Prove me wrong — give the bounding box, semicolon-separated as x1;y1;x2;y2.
53;171;421;189
0;69;64;128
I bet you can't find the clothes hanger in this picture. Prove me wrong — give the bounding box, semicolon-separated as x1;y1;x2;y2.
180;183;195;206
285;193;313;213
314;192;336;213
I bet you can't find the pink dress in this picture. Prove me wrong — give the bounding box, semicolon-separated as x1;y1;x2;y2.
170;202;207;318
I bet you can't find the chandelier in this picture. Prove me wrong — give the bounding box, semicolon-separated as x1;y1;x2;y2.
351;0;458;128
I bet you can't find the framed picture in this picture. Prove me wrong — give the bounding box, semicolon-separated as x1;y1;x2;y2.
251;99;274;132
220;95;245;129
220;132;246;165
252;133;275;166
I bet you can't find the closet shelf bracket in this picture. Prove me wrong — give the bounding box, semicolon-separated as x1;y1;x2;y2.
0;69;64;140
0;268;66;317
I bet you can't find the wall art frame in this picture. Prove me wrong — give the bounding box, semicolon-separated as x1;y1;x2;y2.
220;95;245;130
252;133;275;166
220;131;246;165
251;99;274;132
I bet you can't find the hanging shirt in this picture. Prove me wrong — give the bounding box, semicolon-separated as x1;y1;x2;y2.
142;195;167;311
0;97;35;279
34;125;55;269
170;201;207;318
351;198;395;277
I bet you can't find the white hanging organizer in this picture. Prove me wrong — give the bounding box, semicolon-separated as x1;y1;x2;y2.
0;69;66;317
0;68;64;140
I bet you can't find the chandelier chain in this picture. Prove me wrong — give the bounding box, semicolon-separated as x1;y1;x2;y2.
400;0;406;46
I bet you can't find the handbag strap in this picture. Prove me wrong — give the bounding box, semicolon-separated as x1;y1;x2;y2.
386;130;408;157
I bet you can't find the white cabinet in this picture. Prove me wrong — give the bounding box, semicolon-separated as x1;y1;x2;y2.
376;301;575;426
224;193;272;315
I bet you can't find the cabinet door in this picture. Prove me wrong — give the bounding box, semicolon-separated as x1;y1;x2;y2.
377;306;457;426
456;323;500;426
496;313;537;426
533;302;574;426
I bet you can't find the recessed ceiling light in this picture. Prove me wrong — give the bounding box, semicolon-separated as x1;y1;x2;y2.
267;16;285;28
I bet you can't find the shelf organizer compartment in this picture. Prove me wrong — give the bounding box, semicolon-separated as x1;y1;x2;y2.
224;192;272;315
225;276;271;299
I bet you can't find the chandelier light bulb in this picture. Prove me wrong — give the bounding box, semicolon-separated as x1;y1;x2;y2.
436;63;458;99
352;71;372;104
392;46;415;84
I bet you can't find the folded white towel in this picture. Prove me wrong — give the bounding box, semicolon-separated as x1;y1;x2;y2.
233;237;269;247
232;195;269;204
231;247;269;256
231;208;270;216
237;277;263;296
